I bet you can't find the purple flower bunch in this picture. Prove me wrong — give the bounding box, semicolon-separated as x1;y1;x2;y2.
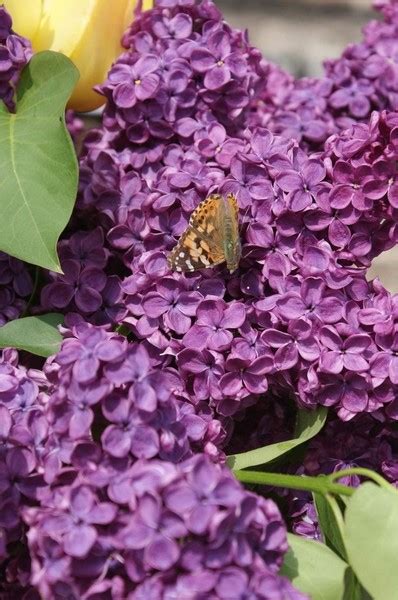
42;318;226;471
30;0;398;428
25;452;300;599
253;0;398;151
40;227;127;324
57;0;398;422
0;252;33;326
0;6;31;111
0;348;49;593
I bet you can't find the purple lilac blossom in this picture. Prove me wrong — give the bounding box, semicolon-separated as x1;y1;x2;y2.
0;349;49;593
35;0;398;421
24;453;303;599
250;0;398;151
0;252;33;326
0;6;32;111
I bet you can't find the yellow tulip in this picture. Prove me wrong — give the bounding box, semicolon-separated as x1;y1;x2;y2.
4;0;153;112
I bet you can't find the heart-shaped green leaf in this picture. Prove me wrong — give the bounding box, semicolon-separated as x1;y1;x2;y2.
227;406;327;470
0;313;64;357
0;51;79;271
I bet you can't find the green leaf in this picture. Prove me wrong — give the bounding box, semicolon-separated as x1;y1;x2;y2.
314;492;347;560
343;568;372;600
0;51;79;271
345;482;398;600
227;406;327;470
0;314;64;357
281;533;347;600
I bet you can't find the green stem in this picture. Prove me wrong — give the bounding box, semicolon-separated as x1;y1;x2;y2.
21;266;40;318
234;470;355;497
327;467;396;491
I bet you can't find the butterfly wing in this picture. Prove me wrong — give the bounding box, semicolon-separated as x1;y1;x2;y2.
168;195;226;272
224;193;241;273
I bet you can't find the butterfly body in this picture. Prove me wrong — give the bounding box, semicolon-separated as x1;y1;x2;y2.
168;193;241;274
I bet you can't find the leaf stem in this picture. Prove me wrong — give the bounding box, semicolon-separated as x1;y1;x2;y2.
234;470;355;497
327;467;396;491
21;266;40;318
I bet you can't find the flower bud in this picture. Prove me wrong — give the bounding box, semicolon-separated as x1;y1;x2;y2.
4;0;153;112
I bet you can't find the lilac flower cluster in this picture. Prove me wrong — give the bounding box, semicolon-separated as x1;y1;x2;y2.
252;0;398;151
0;348;49;593
0;252;33;326
43;318;226;469
0;6;31;111
40;227;127;324
68;17;398;419
25;453;300;599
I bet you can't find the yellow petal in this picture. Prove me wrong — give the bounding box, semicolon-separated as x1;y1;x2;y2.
3;0;43;41
4;0;154;113
67;0;138;112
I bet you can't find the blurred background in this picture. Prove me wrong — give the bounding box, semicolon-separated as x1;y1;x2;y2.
216;0;398;291
218;0;374;77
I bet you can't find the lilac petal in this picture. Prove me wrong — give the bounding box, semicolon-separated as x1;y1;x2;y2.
389;356;398;384
204;64;231;90
298;338;319;361
191;48;215;72
275;344;298;370
102;426;132;458
220;372;242;395
388;182;398;208
243;372;268;394
208;329;233;351
328;219;351;247
145;536;180;570
72;357;100;384
329;185;353;209
188;504;216;534
302;160;325;185
75;287;103;313
225;52;246;77
319;351;343;374
277;171;302;192
142;293;170;317
165;307;191;334
319;326;342;350
277;293;306;319
114;82;136;108
177;349;207;374
220;302;246;328
343;354;369;372
262;329;291;348
135;74;160;101
291;189;312;211
341;387;368;412
182;325;211;350
301;277;324;307
64;524;97;557
131;426;160;459
133;380;157;412
317;298;344;323
346;334;371;353
165;484;197;513
122;518;152;549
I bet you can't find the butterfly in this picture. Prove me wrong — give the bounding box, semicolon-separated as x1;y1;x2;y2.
168;193;241;273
